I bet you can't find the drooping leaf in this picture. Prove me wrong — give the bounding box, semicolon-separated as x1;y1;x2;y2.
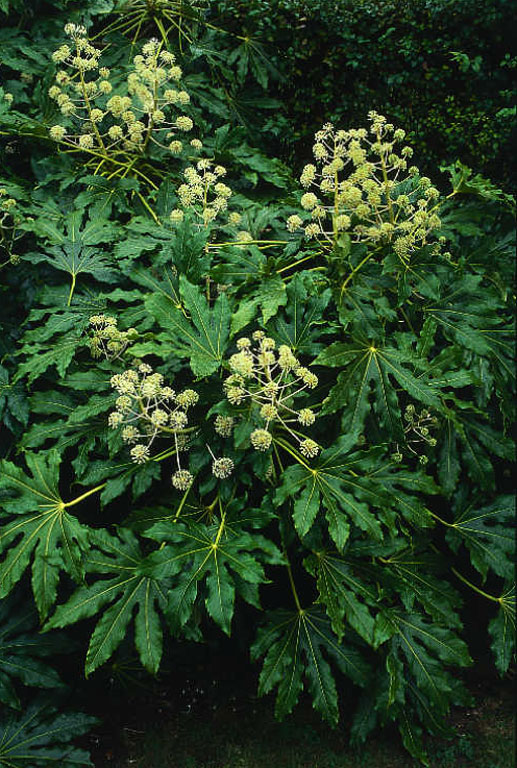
0;450;91;619
146;276;231;377
144;506;282;635
45;528;168;675
0;696;97;767
252;607;370;724
0;592;66;709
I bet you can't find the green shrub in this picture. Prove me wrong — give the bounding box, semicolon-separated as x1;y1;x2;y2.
0;7;514;765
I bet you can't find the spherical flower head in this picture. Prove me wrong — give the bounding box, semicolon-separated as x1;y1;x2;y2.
236;231;253;243
299;439;320;458
260;337;276;351
170;209;184;224
228;211;242;226
122;425;139;443
260;404;278;421
169;65;182;81
236;337;251;350
262;381;279;398
130;444;150;464
99;80;112;94
214;415;234;437
108;125;123;141
49;125;66;141
252;330;265;341
250;428;272;452
278;345;298;371
141;374;163;398
176;116;193;132
108;411;124;428
296;367;318;389
335;214;351;231
90;108;104;123
287;215;303;233
190;138;203;150
52;45;71;63
305;223;320;239
151;408;169;426
301;192;319;211
78;134;94;150
227;386;246;405
115;395;132;412
169;410;188;430
298;408;316;427
175;389;199;409
313;142;327;159
169;140;183;155
212;457;234;479
172;469;193;490
229;351;254;378
300;164;316;187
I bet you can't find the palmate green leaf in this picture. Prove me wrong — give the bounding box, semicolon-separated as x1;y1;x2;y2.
0;364;29;433
488;587;516;675
144;508;282;635
45;528;168;675
251;607;370;724
446;495;514;581
0;593;66;710
315;337;441;438
275;437;385;549
273;273;331;356
305;552;376;643
24;209;118;298
422;273;514;377
373;609;472;713
439;404;514;492
0;450;91;619
14;313;86;386
0;696;97;767
146;276;231;378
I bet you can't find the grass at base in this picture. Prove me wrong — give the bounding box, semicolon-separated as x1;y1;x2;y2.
92;679;514;768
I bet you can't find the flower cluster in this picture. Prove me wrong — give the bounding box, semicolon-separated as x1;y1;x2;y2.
392;404;438;465
108;363;198;490
223;331;320;458
287;112;442;261
0;187;24;265
48;29;196;158
170;160;236;229
89;315;137;360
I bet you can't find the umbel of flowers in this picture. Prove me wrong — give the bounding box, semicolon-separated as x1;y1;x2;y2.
224;331;320;458
108;363;198;489
89;315;138;361
287;111;442;261
169;159;236;229
48;26;195;156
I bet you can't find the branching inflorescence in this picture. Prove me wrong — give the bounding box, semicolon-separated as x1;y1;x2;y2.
170;159;237;230
108;363;198;489
48;27;196;161
224;331;320;458
0;188;24;268
89;315;138;361
287;111;442;261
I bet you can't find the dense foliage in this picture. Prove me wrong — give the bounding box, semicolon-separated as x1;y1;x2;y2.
0;1;514;764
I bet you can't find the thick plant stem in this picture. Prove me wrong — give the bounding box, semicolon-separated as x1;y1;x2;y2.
451;567;504;603
284;548;303;613
64;482;107;509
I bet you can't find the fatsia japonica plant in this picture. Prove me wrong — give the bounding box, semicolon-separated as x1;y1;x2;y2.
0;15;515;767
